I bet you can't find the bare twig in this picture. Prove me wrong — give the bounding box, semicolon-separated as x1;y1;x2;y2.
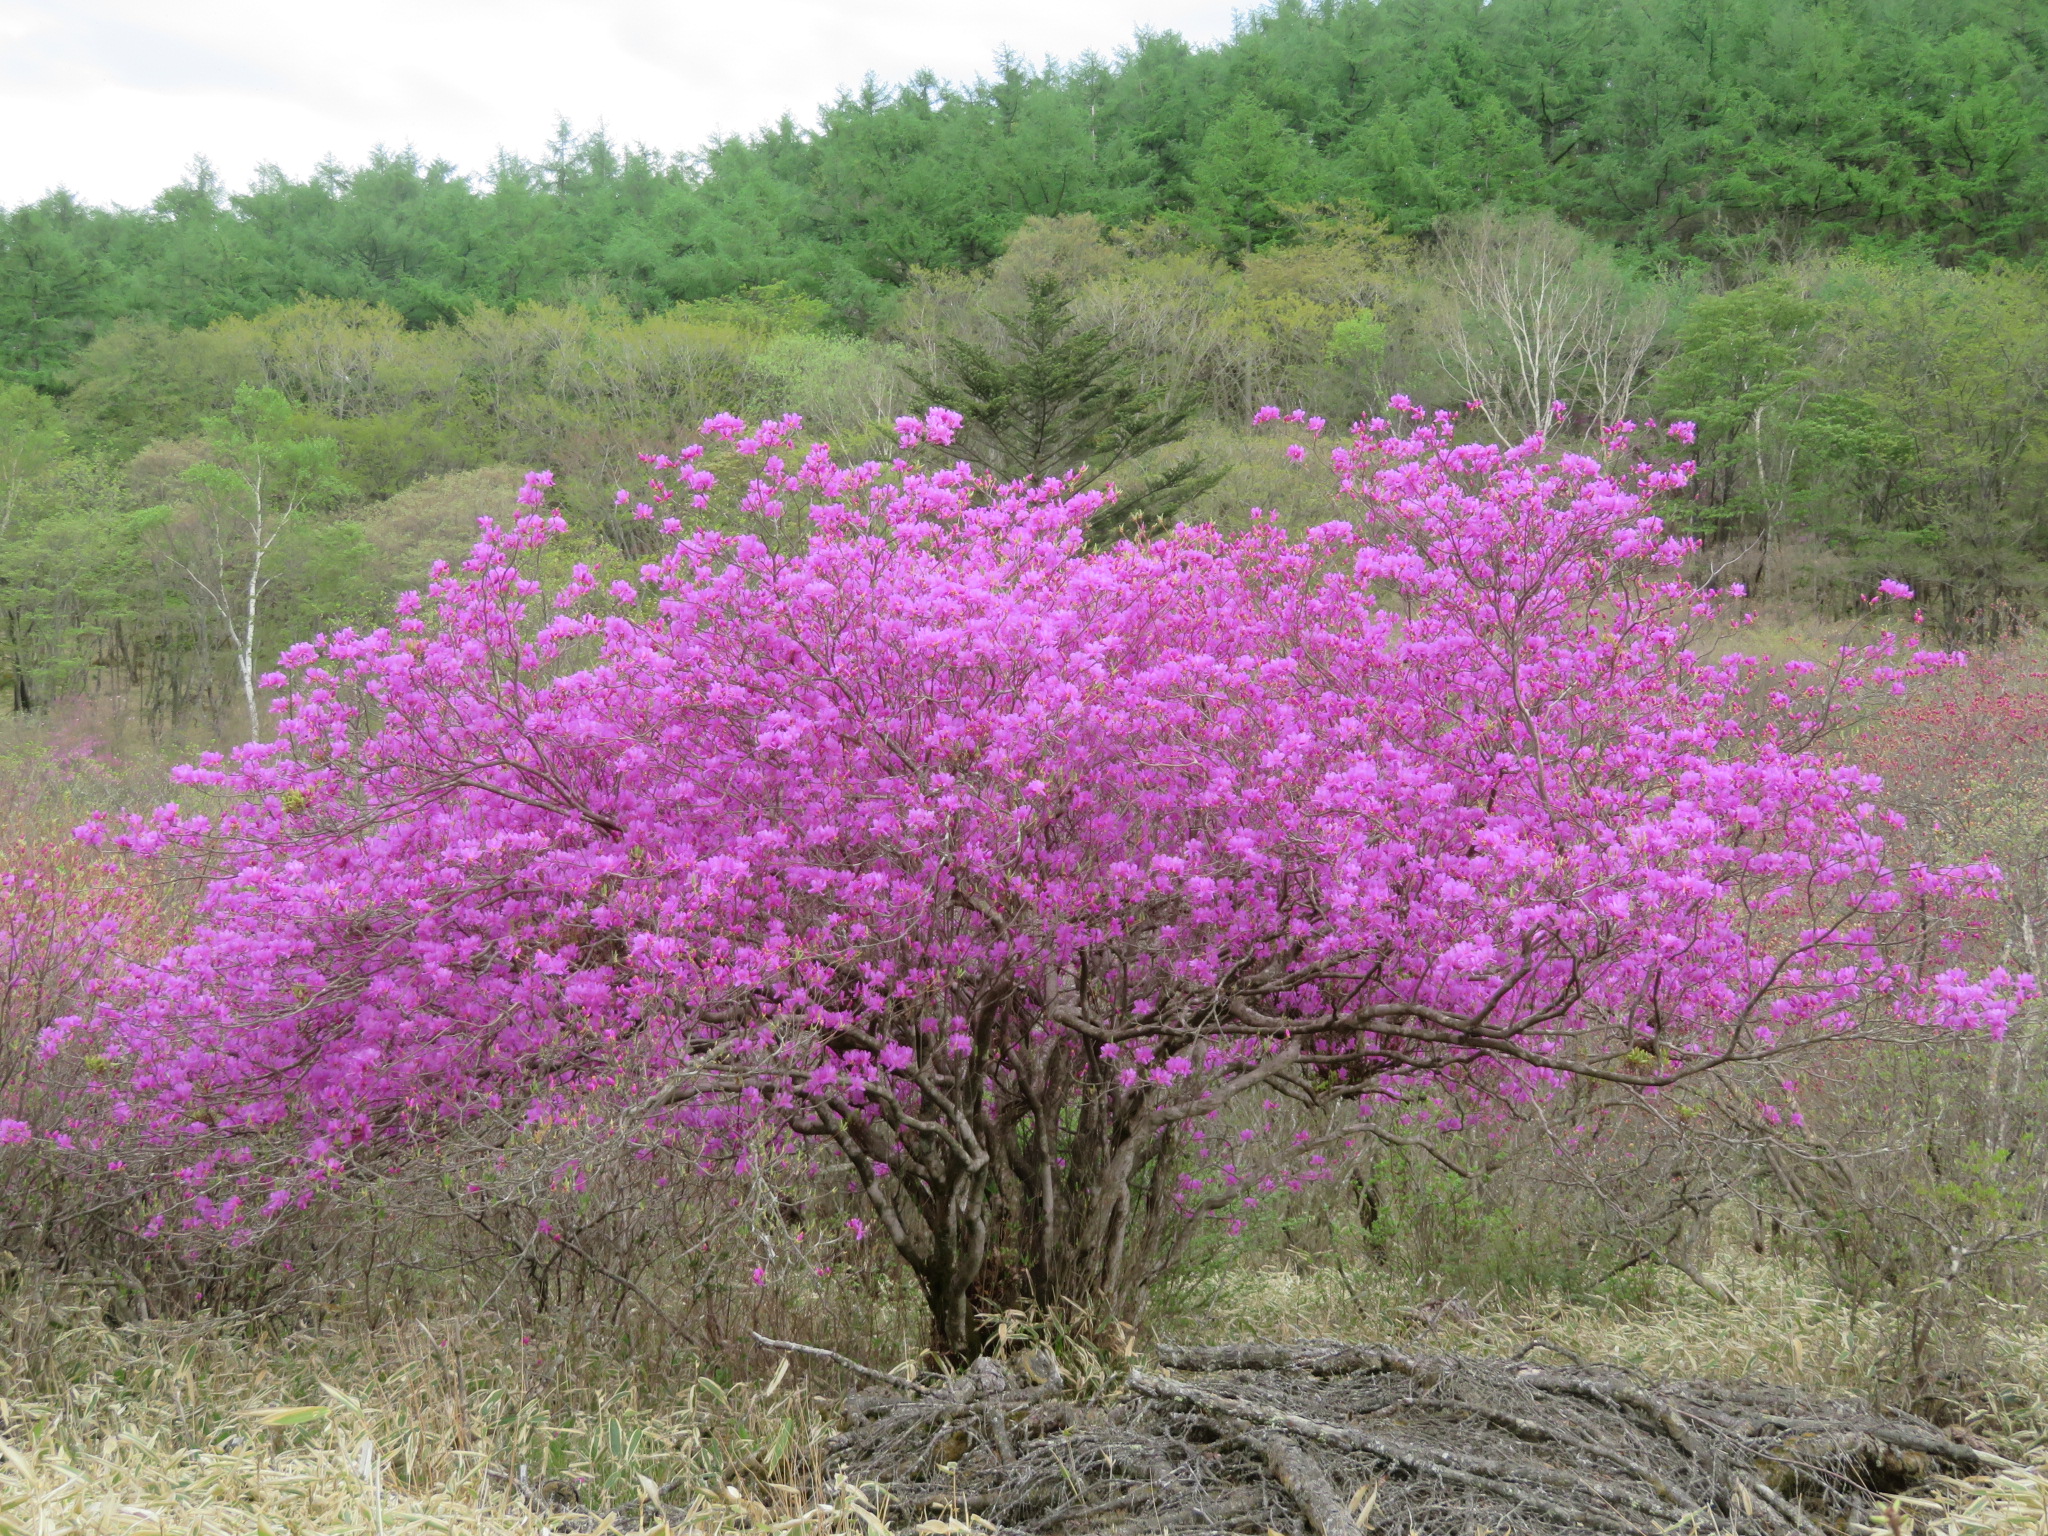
750;1331;940;1398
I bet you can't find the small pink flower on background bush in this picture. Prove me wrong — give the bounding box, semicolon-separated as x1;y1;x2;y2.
66;405;2026;1353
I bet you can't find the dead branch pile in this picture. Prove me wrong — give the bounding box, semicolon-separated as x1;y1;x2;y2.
822;1339;2014;1534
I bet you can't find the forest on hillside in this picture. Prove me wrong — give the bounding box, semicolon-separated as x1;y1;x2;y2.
10;0;2046;363
5;0;2048;738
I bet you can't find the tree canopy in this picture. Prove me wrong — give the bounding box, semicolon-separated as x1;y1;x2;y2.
8;0;2048;383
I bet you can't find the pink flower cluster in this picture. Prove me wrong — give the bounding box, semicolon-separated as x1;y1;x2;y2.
64;406;2026;1274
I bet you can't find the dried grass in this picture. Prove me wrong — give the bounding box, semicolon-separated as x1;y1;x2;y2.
5;1251;2048;1533
0;1272;898;1536
1173;1249;2046;1406
1865;1468;2048;1536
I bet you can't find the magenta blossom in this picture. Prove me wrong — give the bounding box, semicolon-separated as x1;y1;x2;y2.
74;405;2026;1352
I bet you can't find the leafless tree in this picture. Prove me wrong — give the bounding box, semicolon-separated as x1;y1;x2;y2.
1435;208;1669;442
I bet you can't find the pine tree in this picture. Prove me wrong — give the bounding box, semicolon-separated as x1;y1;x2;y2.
1189;97;1315;258
909;275;1221;542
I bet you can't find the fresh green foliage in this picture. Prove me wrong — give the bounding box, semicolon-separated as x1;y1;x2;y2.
0;384;68;539
1190;97;1317;258
1657;262;2048;633
151;387;355;736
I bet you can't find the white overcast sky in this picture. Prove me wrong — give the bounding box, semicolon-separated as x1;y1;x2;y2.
0;0;1247;209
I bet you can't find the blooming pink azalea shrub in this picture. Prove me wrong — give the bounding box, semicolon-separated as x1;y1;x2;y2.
0;835;152;1232
0;837;146;1087
62;404;2025;1353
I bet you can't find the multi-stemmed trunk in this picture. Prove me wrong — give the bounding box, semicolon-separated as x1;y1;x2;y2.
794;983;1246;1359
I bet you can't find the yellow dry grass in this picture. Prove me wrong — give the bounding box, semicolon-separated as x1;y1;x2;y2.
0;1367;916;1536
1859;1470;2048;1536
1184;1249;1949;1390
0;1270;912;1536
5;1253;2048;1533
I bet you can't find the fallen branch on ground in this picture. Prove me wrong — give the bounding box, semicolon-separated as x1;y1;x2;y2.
826;1339;2005;1534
